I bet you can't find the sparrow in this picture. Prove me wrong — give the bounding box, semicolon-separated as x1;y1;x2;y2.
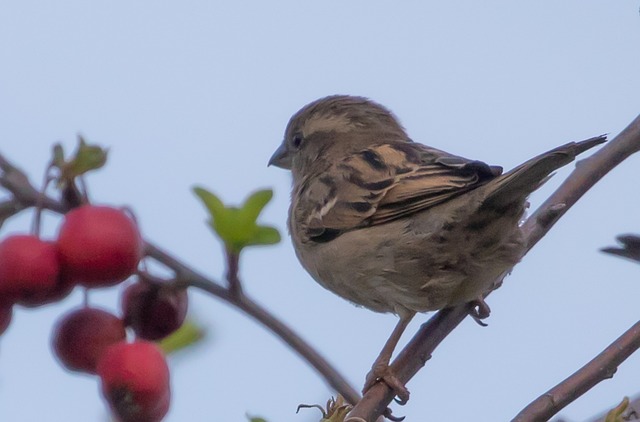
269;95;605;404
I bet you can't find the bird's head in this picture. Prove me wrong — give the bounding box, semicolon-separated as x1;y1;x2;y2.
269;95;407;177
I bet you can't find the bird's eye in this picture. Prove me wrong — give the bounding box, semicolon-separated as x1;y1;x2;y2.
291;133;304;149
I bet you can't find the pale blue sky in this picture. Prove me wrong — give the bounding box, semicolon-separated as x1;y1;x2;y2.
1;2;639;421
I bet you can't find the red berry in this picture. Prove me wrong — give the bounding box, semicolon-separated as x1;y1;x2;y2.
52;307;126;374
97;341;170;422
122;282;188;340
0;303;12;335
18;274;75;307
57;205;143;287
0;235;60;304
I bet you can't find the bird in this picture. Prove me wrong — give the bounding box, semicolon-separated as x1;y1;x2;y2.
268;95;605;404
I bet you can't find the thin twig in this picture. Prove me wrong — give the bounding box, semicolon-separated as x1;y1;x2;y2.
347;114;640;421
144;242;361;405
512;321;640;422
32;168;55;236
1;151;361;406
0;158;66;213
225;249;242;295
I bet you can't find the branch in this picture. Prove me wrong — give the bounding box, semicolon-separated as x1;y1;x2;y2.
512;321;640;422
0;157;65;213
0;200;26;230
347;113;640;421
0;152;361;406
145;243;361;405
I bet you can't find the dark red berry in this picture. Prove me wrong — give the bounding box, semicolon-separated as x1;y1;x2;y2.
122;282;188;340
52;307;127;374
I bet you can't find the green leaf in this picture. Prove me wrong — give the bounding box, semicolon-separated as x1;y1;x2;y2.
250;226;281;246
193;186;225;219
605;397;630;422
193;187;281;253
68;136;108;176
247;417;268;422
53;136;108;187
158;320;206;355
240;189;273;223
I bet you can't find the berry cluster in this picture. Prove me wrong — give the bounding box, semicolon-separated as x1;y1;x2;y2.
0;205;187;422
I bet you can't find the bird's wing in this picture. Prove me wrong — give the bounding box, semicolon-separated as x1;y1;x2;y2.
297;141;502;241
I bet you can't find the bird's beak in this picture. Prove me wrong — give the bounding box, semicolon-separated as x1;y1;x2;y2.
268;142;291;169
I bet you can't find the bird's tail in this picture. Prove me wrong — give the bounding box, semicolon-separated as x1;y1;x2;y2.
482;135;607;209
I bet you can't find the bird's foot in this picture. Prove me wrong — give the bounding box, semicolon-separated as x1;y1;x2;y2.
383;407;406;421
363;363;410;405
468;298;491;326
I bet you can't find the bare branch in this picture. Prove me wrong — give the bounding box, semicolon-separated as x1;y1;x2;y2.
347;113;640;421
225;249;243;296
0;156;65;213
0;200;25;230
512;321;640;422
522;117;640;248
145;242;361;405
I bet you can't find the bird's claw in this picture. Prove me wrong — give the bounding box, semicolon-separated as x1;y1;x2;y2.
383;407;406;421
468;298;491;326
363;364;410;406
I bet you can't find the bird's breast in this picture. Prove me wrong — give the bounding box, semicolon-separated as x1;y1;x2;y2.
289;194;526;315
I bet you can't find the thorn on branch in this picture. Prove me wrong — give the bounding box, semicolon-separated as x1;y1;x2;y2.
535;202;567;229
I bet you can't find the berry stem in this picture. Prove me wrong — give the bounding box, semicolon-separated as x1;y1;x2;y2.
31;168;54;237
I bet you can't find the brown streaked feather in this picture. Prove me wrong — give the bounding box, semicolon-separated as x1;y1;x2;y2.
299;141;501;240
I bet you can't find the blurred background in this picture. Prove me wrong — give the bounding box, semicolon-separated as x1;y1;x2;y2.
1;2;639;421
